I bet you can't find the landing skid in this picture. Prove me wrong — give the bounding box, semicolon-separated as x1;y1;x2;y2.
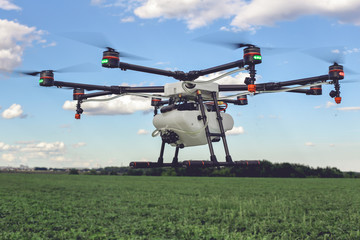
130;160;261;169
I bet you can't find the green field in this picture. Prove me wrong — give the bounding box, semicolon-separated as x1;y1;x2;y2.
0;174;359;239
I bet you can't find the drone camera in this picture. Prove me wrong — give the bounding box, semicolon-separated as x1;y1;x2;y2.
39;71;54;87
73;89;85;100
243;46;262;65
102;50;120;68
160;130;180;144
328;64;344;80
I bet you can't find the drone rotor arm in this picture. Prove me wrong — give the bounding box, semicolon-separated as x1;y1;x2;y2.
53;81;115;92
197;59;245;77
118;59;245;81
275;75;330;87
219;74;331;93
119;62;176;78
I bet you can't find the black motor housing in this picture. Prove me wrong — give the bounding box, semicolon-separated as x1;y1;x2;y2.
102;50;119;68
39;71;54;87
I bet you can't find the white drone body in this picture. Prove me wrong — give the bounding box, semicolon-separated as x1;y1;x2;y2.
153;81;234;147
153;107;234;147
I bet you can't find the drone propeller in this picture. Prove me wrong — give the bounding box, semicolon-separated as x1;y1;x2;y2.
14;63;99;77
302;46;358;75
60;32;148;61
303;46;345;64
195;31;293;55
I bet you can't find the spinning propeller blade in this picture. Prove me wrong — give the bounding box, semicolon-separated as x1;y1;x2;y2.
14;63;99;77
303;46;358;75
303;46;345;64
60;32;148;60
195;32;293;55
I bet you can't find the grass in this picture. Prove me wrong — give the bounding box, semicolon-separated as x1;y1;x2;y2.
0;174;359;239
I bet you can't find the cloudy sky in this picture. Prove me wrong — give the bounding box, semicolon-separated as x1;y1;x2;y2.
0;0;359;171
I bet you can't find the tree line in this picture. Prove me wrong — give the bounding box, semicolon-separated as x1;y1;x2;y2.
85;161;359;178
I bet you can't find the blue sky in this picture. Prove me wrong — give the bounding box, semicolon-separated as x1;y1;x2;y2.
0;0;359;171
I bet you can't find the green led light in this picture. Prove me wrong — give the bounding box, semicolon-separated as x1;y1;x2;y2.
102;59;109;64
253;55;262;60
39;79;44;84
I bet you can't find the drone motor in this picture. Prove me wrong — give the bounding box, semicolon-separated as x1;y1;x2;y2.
243;46;262;66
73;89;85;100
102;48;120;68
328;63;344;80
236;95;248;105
39;71;54;87
308;86;322;95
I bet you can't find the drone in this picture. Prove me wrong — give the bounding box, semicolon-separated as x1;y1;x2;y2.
19;39;345;169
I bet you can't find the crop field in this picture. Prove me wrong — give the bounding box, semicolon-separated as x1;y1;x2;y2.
0;174;359;239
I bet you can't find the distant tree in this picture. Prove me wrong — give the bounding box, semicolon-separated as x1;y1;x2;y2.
34;167;48;171
69;169;79;175
126;169;144;176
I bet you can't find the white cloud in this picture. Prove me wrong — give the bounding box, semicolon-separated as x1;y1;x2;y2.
197;71;249;84
1;103;26;119
305;142;315;147
63;95;153;115
72;142;87;148
2;153;15;162
42;41;57;48
121;16;135;23
226;126;244;135
20;141;65;153
326;101;337;108
155;61;170;65
336;106;360;111
0;0;21;10
0;19;44;74
91;0;106;5
134;0;242;30
95;0;360;31
343;48;360;55
0;142;19;151
0;141;67;164
137;129;149;135
230;0;360;31
315;101;337;109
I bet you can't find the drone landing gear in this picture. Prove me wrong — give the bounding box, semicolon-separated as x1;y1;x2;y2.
129;141;183;168
130;91;260;169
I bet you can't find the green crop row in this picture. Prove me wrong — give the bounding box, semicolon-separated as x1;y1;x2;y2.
0;174;359;239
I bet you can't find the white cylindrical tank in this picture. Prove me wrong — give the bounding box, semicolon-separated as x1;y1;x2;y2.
153;108;234;147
